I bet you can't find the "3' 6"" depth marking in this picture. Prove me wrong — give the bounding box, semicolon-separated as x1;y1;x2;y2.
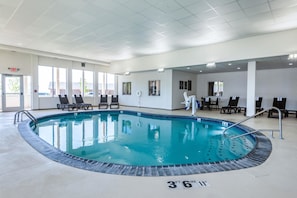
167;180;209;189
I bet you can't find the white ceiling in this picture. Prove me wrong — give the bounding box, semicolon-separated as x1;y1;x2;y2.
1;0;297;65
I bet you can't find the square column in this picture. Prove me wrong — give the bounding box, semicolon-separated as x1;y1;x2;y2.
246;61;256;116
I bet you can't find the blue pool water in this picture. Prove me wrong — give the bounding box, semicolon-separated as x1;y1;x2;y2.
32;111;256;166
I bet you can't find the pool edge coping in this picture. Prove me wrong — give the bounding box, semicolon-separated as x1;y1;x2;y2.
18;110;272;177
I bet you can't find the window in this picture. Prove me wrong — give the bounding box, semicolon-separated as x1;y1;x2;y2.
208;81;223;96
72;69;83;95
106;73;115;95
72;69;94;96
84;71;93;96
98;72;116;95
38;66;66;97
98;72;105;95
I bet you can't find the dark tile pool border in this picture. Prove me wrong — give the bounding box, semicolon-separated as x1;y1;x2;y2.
18;110;272;176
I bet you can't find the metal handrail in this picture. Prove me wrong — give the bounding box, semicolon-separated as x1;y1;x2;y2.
223;107;283;139
14;110;37;125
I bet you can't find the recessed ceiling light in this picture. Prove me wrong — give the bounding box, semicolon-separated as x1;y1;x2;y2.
237;67;241;70
186;67;190;70
288;54;297;60
124;71;130;75
206;62;216;68
200;70;202;73
157;68;164;72
289;63;293;66
228;63;232;66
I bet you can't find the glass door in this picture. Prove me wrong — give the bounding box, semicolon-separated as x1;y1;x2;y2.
1;74;24;112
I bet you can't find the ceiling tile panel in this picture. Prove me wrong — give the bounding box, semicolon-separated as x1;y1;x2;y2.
184;1;213;15
145;0;182;13
238;0;268;8
175;0;202;7
213;1;242;15
140;6;173;23
222;10;247;22
165;8;193;20
206;0;236;7
5;0;56;31
243;3;271;17
195;9;219;20
269;0;297;10
178;15;202;26
118;0;152;12
0;5;15;27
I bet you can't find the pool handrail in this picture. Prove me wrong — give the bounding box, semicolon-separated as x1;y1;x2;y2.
223;107;283;139
14;110;37;126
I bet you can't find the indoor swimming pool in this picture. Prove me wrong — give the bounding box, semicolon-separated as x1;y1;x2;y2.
18;110;272;176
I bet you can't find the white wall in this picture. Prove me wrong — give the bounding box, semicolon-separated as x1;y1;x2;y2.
256;68;297;110
117;70;196;110
0;50;33;75
172;70;197;110
196;68;297;110
197;71;247;107
118;70;173;110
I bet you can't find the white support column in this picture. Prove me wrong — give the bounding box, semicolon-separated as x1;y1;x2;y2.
31;55;39;110
93;71;98;105
246;61;256;116
67;62;73;103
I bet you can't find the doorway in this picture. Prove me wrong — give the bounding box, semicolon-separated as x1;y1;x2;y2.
1;74;24;112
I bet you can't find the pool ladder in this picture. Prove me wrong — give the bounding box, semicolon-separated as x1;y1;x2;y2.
223;107;283;139
14;110;37;126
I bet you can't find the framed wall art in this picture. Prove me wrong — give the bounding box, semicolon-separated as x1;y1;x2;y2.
122;82;131;95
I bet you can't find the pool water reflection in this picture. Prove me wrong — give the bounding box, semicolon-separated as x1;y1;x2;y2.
34;111;256;166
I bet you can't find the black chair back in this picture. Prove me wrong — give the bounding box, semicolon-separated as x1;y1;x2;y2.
74;94;84;104
228;96;239;107
111;95;118;103
272;97;286;110
101;95;108;103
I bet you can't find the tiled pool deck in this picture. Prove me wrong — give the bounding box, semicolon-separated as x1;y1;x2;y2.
1;108;297;198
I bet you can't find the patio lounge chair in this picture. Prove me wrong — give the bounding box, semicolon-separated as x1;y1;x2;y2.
243;97;264;116
268;97;288;118
220;96;240;114
58;95;77;111
98;95;108;109
110;95;119;109
74;94;93;110
200;97;211;110
254;97;264;117
210;97;219;110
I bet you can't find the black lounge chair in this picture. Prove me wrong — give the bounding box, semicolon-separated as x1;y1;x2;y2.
210;97;219;110
256;97;264;114
220;96;240;114
243;97;264;116
110;95;119;109
268;97;288;118
98;95;108;109
200;97;211;110
58;95;77;111
74;94;93;110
